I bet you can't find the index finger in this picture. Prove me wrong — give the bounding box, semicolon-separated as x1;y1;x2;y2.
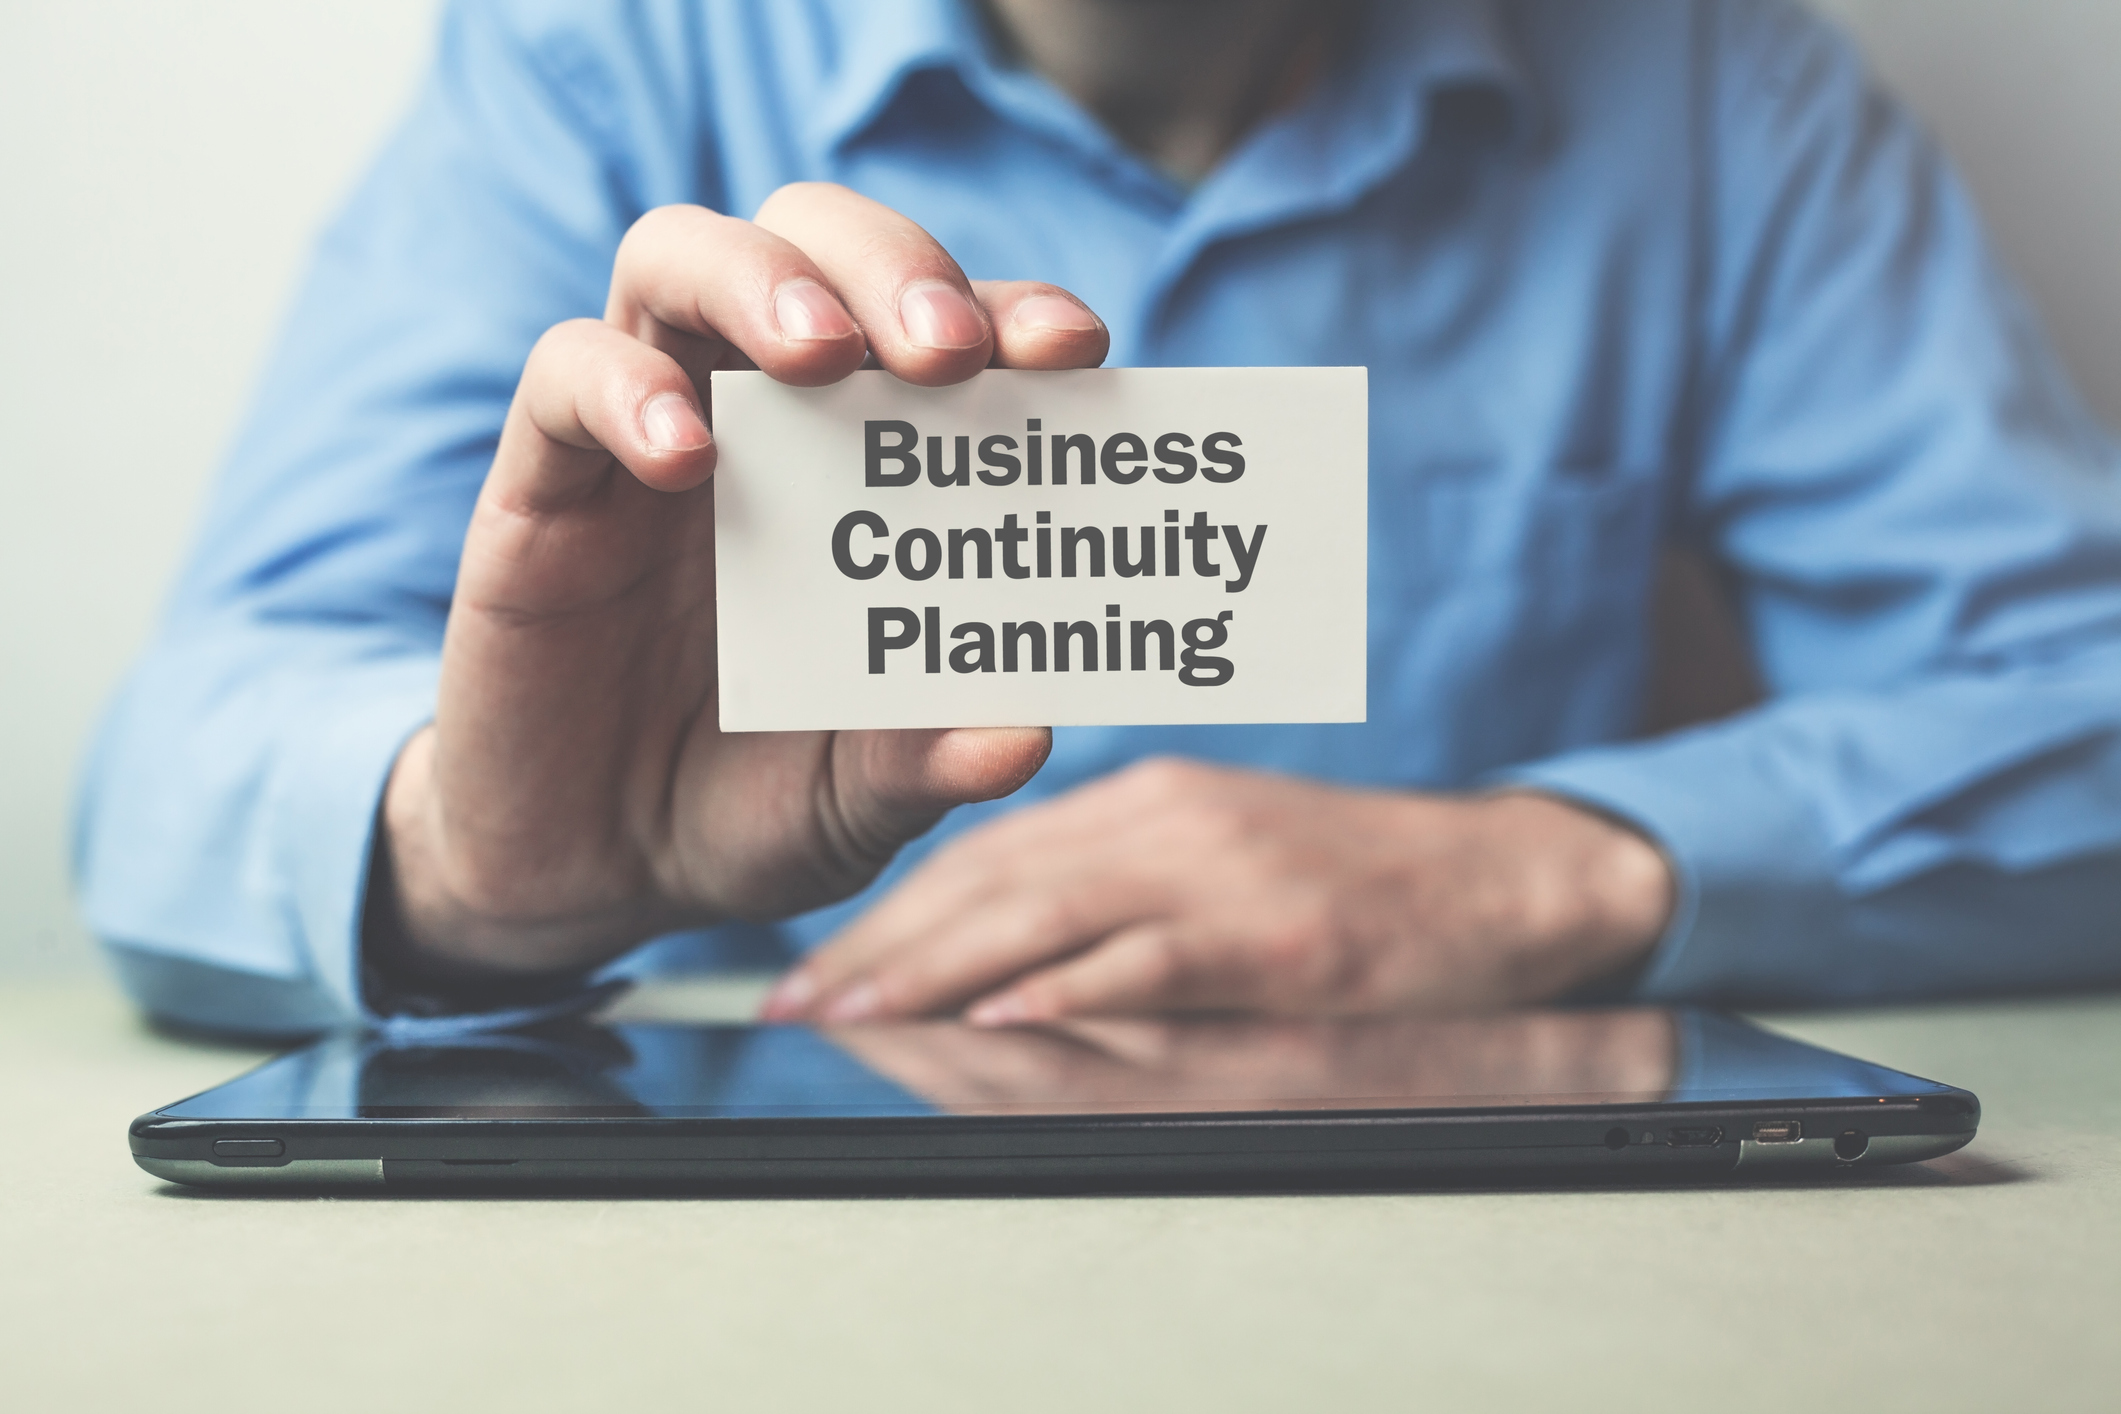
608;204;868;387
753;182;996;387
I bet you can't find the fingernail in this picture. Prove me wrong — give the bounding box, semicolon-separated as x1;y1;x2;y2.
899;280;986;350
1011;295;1101;333
642;392;710;452
760;970;816;1020
820;980;881;1024
775;279;855;342
967;992;1031;1028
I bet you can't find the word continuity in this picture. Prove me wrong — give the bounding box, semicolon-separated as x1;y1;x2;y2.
842;419;1268;685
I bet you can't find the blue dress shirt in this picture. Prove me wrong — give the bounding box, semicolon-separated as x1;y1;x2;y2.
76;0;2121;1035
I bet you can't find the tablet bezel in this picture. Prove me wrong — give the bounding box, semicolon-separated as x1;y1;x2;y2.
129;1011;1981;1192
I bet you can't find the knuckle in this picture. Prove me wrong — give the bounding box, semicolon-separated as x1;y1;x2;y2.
1273;897;1370;1000
1257;920;1320;978
617;205;668;253
619;202;714;255
626;202;689;237
612;206;679;281
923;832;1014;892
891;941;989;1012
1134;932;1187;995
766;180;837;205
754;180;851;226
854;226;949;286
1119;756;1200;803
1306;934;1355;995
1012;975;1065;1017
1192;801;1251;853
517;322;640;434
1008;891;1078;949
527;317;605;368
612;206;754;329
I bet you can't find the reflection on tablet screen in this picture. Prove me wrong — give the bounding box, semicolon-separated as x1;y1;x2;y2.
162;1009;1954;1122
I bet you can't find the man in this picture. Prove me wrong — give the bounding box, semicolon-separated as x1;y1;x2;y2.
77;0;2121;1037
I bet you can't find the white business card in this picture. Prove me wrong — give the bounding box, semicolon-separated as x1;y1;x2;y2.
712;367;1366;731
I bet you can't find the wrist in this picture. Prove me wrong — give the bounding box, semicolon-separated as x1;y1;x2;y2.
1476;791;1675;998
369;727;683;987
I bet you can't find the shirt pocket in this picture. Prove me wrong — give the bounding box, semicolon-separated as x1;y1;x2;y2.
1370;460;1667;747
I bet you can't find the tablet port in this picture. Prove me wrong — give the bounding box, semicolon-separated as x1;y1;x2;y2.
1666;1126;1724;1147
1834;1129;1869;1161
1752;1121;1802;1144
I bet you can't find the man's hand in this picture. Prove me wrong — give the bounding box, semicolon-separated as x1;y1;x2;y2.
376;183;1110;984
761;760;1675;1024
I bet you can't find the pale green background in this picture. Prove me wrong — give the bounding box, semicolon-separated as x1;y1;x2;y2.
3;1;2118;979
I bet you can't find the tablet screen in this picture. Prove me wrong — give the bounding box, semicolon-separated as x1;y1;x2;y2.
161;1009;1956;1121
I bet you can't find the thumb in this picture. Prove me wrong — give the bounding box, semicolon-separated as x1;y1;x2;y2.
822;726;1050;871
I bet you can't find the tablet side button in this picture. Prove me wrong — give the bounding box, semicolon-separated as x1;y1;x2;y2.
211;1138;286;1159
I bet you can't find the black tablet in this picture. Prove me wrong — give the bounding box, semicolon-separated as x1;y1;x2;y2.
131;1007;1978;1193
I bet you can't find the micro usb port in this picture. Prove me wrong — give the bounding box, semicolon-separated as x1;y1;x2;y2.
1752;1121;1803;1144
1666;1126;1725;1147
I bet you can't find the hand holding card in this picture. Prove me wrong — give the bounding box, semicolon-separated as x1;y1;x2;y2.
371;188;1103;986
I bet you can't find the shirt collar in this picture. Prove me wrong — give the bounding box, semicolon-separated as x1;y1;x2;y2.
807;0;1543;165
803;0;991;158
1384;0;1546;149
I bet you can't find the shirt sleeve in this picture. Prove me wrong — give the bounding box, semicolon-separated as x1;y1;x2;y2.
1508;0;2121;1002
73;1;698;1035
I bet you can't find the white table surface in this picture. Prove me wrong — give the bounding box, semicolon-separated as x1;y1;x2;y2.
2;976;2115;1413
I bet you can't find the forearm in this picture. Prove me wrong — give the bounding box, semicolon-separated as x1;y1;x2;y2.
75;622;443;1031
1506;643;2121;1001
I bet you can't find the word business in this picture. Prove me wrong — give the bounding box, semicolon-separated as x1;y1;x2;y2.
712;367;1366;730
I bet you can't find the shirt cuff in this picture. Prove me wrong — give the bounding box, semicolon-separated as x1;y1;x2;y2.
255;651;608;1034
259;652;647;1037
1494;719;1849;1003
